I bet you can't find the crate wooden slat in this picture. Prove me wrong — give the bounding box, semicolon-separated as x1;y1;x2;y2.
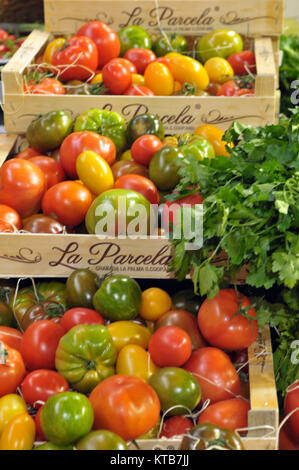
43;0;284;37
130;325;279;451
1;29;279;135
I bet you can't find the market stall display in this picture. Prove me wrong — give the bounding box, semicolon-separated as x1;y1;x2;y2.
0;0;297;453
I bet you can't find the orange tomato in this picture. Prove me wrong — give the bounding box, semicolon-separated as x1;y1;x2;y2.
43;37;66;64
194;124;233;157
204;57;234;84
139;287;172;321
144;62;174;96
0;342;26;397
0;413;36;450
89;374;161;441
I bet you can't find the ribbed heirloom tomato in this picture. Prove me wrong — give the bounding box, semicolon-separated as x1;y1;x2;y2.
51;36;98;81
89;374;161;441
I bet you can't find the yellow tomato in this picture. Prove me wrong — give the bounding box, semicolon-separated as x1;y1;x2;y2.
132;73;145;86
164;52;181;60
173;80;182;93
107;321;152;354
119;149;133;161
144;62;174;96
116;344;158;381
0;394;28;435
76;150;114;196
0;413;35;450
168;54;210;91
139;288;172;321
43;37;66;64
194;124;233;157
204;57;234;84
91;73;103;84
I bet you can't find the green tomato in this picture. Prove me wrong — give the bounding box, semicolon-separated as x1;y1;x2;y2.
26;110;73;153
76;430;128;450
126;113;165;146
10;281;67;332
74;108;126;154
148;367;201;416
196;29;243;63
118;25;152;56
153;33;188;57
55;324;117;393
180;136;215;161
149;145;184;191
93;275;142;322
172;289;203;316
0;285;15;326
40;391;94;446
85;188;153;236
34;442;74;450
66;269;100;309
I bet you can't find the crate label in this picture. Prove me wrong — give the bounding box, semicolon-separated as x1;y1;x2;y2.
0;236;174;278
45;1;283;35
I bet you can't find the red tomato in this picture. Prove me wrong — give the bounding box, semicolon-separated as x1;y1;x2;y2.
131;134;163;166
228;51;256;75
160;416;193;438
60;308;105;332
148;325;192;367
155;309;207;351
20;369;69;408
216;80;240;96
197;289;258;351
0;327;23;351
20;320;65;371
124;48;156;74
0;159;46;218
14;148;43;159
231;349;249;375
102;58;132;95
35;406;47;441
114;174;159;205
51;36;98;81
154;57;171;68
120;57;137;74
284;380;299;444
279;420;299;450
89;374;161;441
234;88;255;96
163;188;203;233
183;347;241;404
0;44;9;56
0;204;22;232
59;131;116;178
123;85;155;96
0;28;8;41
24;77;65;95
27;156;66;189
42;181;93;227
197;398;250;431
0;341;26;397
76;21;120;68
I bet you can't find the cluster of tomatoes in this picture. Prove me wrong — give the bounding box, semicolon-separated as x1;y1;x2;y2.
0;107;230;235
0;268;266;450
0;27;26;60
23;21;256;97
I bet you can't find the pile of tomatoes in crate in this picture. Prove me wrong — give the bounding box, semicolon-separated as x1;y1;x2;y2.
0;268;266;450
23;21;256;97
0;27;26;61
0;107;230;236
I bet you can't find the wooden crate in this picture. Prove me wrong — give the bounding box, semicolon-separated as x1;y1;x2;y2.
131;325;279;451
1;28;279;134
43;0;284;37
0;133;250;282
